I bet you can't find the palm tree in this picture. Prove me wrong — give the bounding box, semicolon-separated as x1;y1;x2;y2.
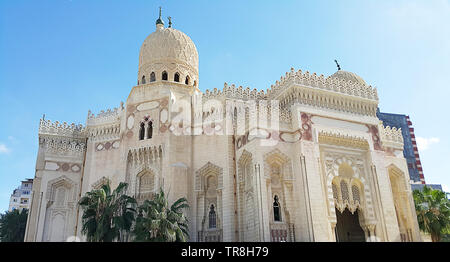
133;188;189;242
79;182;137;242
413;186;450;242
0;208;28;242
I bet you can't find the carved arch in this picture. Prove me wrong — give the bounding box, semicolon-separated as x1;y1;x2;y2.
195;162;223;191
324;154;375;227
46;175;77;204
264;148;293;180
91;176;110;190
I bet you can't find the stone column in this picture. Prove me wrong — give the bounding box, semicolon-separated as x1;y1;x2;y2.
330;222;337;242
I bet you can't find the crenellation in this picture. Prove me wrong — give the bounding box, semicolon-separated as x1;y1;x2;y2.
39;118;85;138
379;123;404;150
87;106;121;126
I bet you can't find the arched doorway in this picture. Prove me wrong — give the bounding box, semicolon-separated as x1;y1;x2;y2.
335;208;366;242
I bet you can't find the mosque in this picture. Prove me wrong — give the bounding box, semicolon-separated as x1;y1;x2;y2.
24;10;421;242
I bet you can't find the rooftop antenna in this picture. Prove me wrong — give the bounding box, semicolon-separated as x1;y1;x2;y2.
334;59;341;71
168;16;172;28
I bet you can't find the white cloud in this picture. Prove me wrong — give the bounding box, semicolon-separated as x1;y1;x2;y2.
0;143;10;154
416;137;440;151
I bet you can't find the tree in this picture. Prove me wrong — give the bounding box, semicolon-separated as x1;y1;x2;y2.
133;188;189;242
0;209;28;242
79;182;137;242
413;186;450;242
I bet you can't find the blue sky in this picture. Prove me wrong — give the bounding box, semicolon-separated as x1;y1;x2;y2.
0;0;449;213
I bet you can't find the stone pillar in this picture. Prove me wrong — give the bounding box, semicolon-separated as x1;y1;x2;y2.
330;222;337;242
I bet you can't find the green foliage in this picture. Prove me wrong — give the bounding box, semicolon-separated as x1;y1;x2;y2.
79;182;190;242
79;182;137;242
0;209;29;242
133;188;189;242
413;186;450;242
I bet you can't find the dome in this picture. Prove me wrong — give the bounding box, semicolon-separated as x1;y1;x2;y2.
138;23;199;87
330;70;367;86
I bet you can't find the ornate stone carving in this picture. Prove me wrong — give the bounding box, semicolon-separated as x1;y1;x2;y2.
195;162;223;191
379;123;404;150
318;131;369;150
39;136;86;157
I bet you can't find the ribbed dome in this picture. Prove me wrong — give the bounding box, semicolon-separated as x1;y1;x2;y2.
138;27;198;74
331;70;367;86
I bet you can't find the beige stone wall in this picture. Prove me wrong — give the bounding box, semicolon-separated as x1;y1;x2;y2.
26;80;421;243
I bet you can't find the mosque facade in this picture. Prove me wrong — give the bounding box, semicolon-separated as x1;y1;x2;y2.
24;13;421;242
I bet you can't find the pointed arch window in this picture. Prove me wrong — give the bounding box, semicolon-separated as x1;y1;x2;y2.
174;72;180;82
209;204;217;229
273;195;281;222
147;121;153;139
139;122;145;140
141;75;146;85
162;71;168;81
340;180;349;202
150;72;156;82
185;76;190;85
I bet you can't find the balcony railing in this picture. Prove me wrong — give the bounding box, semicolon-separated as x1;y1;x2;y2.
198;229;222;242
270;223;295;242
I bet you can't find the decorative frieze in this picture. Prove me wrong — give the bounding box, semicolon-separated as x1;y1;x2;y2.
95;140;120;151
44;161;82;173
39;136;86;158
86;123;121;141
39;119;85;138
127;145;163;168
318;131;369;150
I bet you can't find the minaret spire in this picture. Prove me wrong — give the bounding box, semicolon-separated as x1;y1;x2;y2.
156;6;164;28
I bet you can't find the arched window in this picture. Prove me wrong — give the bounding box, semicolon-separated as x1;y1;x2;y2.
185;76;190;85
147;121;153;139
209;204;216;229
138;173;154;197
340;180;349;202
162;71;168;81
273;195;281;222
352;185;360;204
139;122;145;140
141;75;146;84
150;72;156;82
174;72;180;82
193;80;197;87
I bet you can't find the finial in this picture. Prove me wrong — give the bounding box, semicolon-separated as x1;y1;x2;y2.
334;59;341;71
168;16;172;28
156;6;164;26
